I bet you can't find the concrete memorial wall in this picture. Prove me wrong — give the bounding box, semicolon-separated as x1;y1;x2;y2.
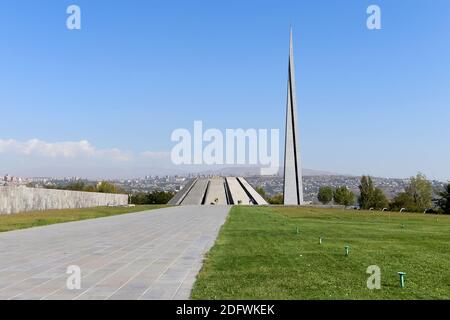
0;186;128;215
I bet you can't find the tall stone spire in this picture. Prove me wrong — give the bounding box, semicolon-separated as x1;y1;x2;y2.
283;28;304;205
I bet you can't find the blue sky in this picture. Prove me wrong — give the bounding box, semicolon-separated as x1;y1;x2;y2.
0;0;449;180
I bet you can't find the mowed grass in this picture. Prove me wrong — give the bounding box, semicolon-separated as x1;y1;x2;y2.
192;206;450;300
0;205;168;233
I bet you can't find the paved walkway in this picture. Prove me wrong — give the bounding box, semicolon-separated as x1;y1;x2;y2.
0;205;230;300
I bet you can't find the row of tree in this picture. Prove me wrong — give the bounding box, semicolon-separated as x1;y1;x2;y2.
257;185;356;207
130;191;175;205
44;181;125;194
317;185;355;206
317;173;450;214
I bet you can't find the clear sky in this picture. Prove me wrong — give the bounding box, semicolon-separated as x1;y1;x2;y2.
1;0;449;180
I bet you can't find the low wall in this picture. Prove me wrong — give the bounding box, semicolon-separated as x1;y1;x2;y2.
0;186;129;215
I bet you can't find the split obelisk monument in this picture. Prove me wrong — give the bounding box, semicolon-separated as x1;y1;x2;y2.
283;29;304;205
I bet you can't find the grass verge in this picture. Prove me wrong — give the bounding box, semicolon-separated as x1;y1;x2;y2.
192;206;450;300
0;205;168;233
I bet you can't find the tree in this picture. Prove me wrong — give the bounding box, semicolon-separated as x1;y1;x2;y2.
406;173;433;212
130;193;149;205
390;192;414;212
358;176;388;210
318;186;333;205
268;194;283;205
83;185;97;192
359;176;375;209
63;181;86;191
147;191;174;204
255;187;267;200
390;173;433;212
333;186;355;206
130;191;175;205
438;184;450;214
371;188;389;209
96;181;118;194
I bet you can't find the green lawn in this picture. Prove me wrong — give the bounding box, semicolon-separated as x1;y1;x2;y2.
0;205;168;233
192;206;450;300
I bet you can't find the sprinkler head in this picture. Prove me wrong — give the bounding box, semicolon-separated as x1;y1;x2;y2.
398;272;406;288
344;245;350;256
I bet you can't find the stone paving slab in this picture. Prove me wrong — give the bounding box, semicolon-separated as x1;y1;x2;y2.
0;205;230;300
